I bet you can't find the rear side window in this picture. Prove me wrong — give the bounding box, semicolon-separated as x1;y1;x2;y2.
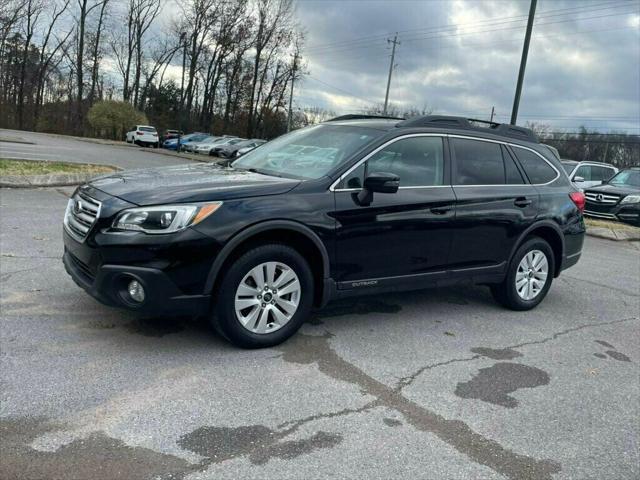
502;145;525;184
452;138;504;185
512;147;558;184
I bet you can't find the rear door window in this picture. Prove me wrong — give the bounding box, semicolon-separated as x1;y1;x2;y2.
512;147;558;184
452;138;505;185
591;166;616;182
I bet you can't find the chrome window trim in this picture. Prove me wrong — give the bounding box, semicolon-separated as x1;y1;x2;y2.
330;132;560;192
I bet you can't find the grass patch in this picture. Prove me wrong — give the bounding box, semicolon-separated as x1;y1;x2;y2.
585;217;638;231
0;159;115;176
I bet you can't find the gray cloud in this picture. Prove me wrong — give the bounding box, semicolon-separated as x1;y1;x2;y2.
294;0;640;132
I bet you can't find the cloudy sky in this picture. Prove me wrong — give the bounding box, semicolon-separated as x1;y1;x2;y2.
290;0;640;133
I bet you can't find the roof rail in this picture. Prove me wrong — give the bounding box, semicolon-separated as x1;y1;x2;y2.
396;115;538;143
327;114;406;122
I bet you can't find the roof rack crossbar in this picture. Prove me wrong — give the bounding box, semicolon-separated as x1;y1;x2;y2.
396;115;538;143
327;114;406;122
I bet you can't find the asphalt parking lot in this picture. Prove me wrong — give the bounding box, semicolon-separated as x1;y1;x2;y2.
1;134;639;480
0;129;193;170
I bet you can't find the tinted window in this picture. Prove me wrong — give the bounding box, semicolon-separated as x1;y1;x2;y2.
452;138;504;185
502;145;525;184
139;126;156;132
513;147;558;184
574;165;592;181
338;137;444;189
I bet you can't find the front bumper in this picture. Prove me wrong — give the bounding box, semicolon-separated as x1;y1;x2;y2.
63;249;210;316
584;201;640;225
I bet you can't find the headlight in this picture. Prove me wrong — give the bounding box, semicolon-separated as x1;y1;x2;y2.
620;195;640;204
112;202;222;234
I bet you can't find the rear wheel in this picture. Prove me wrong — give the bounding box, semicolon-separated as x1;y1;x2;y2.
212;244;314;348
491;236;555;311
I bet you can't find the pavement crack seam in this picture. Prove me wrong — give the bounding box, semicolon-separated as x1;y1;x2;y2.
396;316;639;392
279;332;561;480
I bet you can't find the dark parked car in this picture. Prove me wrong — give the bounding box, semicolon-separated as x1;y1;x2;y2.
217;139;266;159
63;115;586;348
161;129;183;143
584;167;640;226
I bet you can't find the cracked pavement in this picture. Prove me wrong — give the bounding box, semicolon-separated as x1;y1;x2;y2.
1;182;639;479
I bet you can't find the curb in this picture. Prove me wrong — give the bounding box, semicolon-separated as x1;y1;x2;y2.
0;171;119;188
0;137;35;145
586;227;640;242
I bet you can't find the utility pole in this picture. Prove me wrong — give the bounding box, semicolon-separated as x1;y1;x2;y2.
383;33;399;115
490;106;495;123
287;52;299;132
510;0;537;125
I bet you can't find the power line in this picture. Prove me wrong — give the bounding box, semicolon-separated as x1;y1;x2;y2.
305;1;632;55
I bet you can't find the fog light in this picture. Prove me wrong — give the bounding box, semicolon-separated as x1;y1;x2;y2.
128;280;145;302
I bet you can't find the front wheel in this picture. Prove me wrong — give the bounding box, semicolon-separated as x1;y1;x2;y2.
491;236;555;311
212;244;314;348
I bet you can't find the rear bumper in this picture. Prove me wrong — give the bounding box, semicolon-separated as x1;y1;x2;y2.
63;250;209;316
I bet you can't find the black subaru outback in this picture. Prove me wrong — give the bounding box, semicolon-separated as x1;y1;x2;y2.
63;115;586;348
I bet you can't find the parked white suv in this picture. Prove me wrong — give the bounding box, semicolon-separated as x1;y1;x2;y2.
126;125;159;147
561;160;618;190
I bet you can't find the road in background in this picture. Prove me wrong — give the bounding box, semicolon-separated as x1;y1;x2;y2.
0;129;194;170
1;186;638;480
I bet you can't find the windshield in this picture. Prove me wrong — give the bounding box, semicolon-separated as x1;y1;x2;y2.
139;126;156;132
232;124;382;179
608;169;640;187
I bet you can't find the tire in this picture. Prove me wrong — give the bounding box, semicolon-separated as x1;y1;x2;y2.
212;244;314;348
490;236;555;311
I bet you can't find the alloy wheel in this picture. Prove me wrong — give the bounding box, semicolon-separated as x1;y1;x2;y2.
234;261;301;334
515;249;549;301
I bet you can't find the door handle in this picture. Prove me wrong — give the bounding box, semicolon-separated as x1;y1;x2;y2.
430;206;451;215
514;197;532;208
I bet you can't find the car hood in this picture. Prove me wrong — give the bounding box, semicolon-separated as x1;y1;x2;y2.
89;163;300;205
584;183;640;196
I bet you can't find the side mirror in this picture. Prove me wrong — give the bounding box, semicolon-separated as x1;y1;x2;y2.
357;172;399;205
573;176;585;183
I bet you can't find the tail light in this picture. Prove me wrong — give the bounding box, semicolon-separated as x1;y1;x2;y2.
152;133;158;136
569;191;585;213
136;131;143;135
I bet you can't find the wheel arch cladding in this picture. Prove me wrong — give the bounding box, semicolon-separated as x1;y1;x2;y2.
205;221;329;306
519;223;564;277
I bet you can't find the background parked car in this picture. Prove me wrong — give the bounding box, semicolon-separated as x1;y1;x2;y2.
217;139;266;159
182;135;217;152
193;137;229;155
209;137;244;156
160;129;182;143
561;160;618;190
584;167;640;226
235;140;267;158
126;125;159;147
162;132;208;150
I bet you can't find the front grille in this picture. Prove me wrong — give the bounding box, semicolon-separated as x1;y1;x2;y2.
585;192;619;204
64;192;101;241
584;201;616;214
584;209;616;220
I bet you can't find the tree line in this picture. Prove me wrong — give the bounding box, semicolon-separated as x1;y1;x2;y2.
0;0;304;139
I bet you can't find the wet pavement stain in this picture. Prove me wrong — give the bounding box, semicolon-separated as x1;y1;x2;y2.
595;340;615;349
455;362;550;409
0;416;191;480
470;347;523;360
383;418;403;427
124;317;187;337
605;350;631;362
177;425;342;466
593;340;632;362
279;333;561;480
